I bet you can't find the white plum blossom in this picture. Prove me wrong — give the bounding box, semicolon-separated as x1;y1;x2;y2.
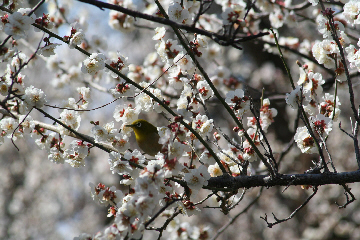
81;53;106;76
294;126;318;154
38;43;61;57
69;30;85;49
108;151;133;175
48;147;65;164
345;44;360;72
155;39;182;63
196;80;213;100
221;3;246;25
91;122;117;143
192;114;214;137
168;2;190;24
169;140;188;159
106;52;129;77
319;93;341;121
59;109;81;132
23;85;47;108
343;0;360;25
123;149;146;167
3;8;35;39
157;127;171;146
112;134;130;153
312;40;339;69
208;163;223;177
113;103;139;124
298;71;325;98
316;14;344;39
0;117;18;138
10;52;28;72
64;140;89;167
19;115;35;134
153;26;166;40
248;98;277;132
269;7;285;28
173;52;193;72
309;114;333;138
225;89;250;117
184;165;211;191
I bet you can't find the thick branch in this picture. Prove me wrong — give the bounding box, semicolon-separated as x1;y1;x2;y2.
206;171;360;190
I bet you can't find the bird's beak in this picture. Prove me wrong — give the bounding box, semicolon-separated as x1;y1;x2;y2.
125;124;134;128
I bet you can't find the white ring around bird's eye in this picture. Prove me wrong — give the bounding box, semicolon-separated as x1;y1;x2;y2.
137;122;141;127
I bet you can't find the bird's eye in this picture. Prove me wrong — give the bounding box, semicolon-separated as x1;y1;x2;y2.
136;122;142;128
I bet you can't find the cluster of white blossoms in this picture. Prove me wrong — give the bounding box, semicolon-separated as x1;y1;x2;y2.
2;8;35;39
84;150;211;239
287;65;339;154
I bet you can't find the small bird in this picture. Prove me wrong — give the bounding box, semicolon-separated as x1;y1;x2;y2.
126;119;163;156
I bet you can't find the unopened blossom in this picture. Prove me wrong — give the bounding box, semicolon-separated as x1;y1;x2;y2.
23;85;47;108
81;53;106;75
